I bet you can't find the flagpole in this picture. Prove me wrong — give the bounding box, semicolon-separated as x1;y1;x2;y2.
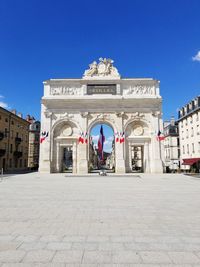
157;114;164;171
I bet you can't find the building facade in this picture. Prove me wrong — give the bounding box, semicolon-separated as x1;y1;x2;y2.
27;117;40;170
39;58;164;174
163;117;180;172
0;107;30;172
178;96;200;172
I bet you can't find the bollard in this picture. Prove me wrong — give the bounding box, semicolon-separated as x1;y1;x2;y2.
1;168;3;181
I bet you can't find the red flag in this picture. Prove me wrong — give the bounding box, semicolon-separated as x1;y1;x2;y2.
120;132;125;143
157;130;165;141
40;131;49;143
115;132;119;143
98;125;105;160
79;132;84;143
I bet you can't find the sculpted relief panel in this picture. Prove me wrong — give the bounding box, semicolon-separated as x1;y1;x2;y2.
123;85;155;96
83;58;120;79
50;86;83;96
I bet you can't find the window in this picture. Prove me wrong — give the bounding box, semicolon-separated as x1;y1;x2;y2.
192;143;195;153
11;121;14;125
19;159;22;168
182;130;184;140
10;144;12;153
9;159;12;168
4;128;8;137
197;125;200;135
186;129;188;138
191;127;194;137
187;144;189;154
5;118;8;122
183;145;185;154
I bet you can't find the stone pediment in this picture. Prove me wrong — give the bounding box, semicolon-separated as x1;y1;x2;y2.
83;58;120;79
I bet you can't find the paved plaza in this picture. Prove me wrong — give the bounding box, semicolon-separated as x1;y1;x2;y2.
0;173;200;266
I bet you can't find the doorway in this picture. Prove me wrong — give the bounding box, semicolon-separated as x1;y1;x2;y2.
89;123;115;173
131;145;143;172
62;146;73;172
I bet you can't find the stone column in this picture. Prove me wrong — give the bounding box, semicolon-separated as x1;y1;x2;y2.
39;104;52;173
72;141;77;174
115;115;125;173
77;114;88;174
151;114;163;173
144;142;150;173
56;141;60;172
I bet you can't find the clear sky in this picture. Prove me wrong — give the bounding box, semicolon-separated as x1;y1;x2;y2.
90;124;114;153
0;0;200;124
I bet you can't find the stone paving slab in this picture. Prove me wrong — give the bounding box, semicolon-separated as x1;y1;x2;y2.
0;173;200;265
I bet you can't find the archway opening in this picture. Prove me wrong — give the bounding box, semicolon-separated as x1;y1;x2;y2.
89;123;115;173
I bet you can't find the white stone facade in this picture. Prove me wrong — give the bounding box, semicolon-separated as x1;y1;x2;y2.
178;96;200;171
163;119;180;172
39;59;164;174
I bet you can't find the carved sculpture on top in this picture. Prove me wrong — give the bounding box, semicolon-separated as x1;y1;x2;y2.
83;58;120;79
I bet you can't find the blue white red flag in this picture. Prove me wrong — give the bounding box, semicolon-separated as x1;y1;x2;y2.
40;131;49;143
98;125;105;160
157;130;165;141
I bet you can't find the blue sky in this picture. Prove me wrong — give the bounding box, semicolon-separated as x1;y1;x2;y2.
0;0;200;124
90;124;114;153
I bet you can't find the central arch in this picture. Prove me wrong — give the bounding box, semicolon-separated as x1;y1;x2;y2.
88;120;116;173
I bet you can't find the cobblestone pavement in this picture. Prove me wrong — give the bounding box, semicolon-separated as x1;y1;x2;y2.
0;173;200;266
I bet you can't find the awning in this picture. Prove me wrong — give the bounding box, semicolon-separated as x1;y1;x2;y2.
182;158;200;166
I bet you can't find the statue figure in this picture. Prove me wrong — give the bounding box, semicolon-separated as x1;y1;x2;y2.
83;61;98;77
83;58;120;78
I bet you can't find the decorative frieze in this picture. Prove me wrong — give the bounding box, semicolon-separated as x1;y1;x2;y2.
50;86;83;96
123;85;155;96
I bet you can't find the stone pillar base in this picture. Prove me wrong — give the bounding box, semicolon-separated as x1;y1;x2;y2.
39;160;51;173
151;159;163;173
115;159;125;173
78;159;88;174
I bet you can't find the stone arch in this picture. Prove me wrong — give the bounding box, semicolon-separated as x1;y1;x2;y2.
51;119;80;173
51;118;82;137
88;119;116;172
124;119;151;173
88;118;118;134
124;119;151;138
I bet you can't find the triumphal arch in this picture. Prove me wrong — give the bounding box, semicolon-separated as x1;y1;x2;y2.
39;58;164;174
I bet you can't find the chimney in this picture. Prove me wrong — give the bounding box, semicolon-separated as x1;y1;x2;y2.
18;112;23;118
170;116;175;126
11;109;17;115
26;114;31;122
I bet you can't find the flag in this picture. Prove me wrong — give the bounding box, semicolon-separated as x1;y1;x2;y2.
79;132;84;144
98;125;105;160
115;132;119;143
40;131;49;143
157;130;165;141
84;132;88;144
120;132;125;143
